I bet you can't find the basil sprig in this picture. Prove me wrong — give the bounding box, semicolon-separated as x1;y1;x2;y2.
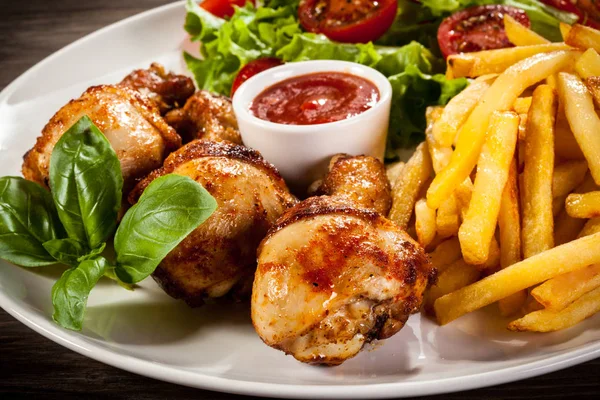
52;256;110;331
50;116;123;251
0;177;63;266
0;116;217;330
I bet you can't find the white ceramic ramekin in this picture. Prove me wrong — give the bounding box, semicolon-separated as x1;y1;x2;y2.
232;60;392;193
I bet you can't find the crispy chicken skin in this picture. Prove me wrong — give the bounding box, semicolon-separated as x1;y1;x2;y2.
22;84;181;192
252;155;432;365
164;91;242;144
120;63;195;115
129;140;297;306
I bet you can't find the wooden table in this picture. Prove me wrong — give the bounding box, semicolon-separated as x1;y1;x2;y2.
1;1;599;398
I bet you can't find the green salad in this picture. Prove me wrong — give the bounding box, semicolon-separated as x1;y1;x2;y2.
183;0;578;157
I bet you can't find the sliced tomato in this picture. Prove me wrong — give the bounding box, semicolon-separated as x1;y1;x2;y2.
540;0;600;29
437;5;530;59
231;58;284;97
200;0;254;19
298;0;398;43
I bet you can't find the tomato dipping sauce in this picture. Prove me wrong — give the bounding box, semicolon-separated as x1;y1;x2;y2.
249;72;380;125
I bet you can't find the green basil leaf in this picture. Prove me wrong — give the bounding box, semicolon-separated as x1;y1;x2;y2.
49;115;123;250
0;177;63;267
51;256;109;331
42;238;88;267
114;174;217;284
78;242;107;262
184;0;224;42
103;266;135;291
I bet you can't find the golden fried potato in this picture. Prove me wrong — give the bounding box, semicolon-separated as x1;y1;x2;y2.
575;48;600;78
389;143;433;229
446;44;572;78
434;232;600;325
509;286;600;332
428;51;578;209
531;264;600;311
565;191;600;218
504;15;550;46
458;112;518;265
498;158;526;316
557;72;600;184
521;85;556;258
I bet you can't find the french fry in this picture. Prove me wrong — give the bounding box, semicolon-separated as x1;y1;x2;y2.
555;172;597;245
584;76;600;108
446;44;572;78
508;286;600;332
521;85;556;258
428;237;462;272
499;158;521;270
500;291;529;317
386;161;405;188
436;195;460;238
580;218;600;237
552;160;588;198
522;296;545;314
517;114;528;141
498;158;526;315
425;108;452;174
555;104;586;161
455;178;474;220
415;199;437;247
427;51;578;209
565;191;600;218
560;22;572;41
426;259;480;312
565;23;600;53
504;14;550;46
479;237;501;270
575;48;600;78
389;143;433;229
433;76;494;147
546;73;558;89
558;72;600;184
458;112;518;265
434;232;600;325
513;97;532;115
531;264;600;311
425;110;461;237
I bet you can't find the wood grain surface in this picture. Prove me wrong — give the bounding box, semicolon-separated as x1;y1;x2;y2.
0;1;599;398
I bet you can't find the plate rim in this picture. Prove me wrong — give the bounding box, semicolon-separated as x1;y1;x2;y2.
1;1;599;398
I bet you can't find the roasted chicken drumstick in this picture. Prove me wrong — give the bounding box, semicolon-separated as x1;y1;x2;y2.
252;155;432;365
129;140;297;306
22;64;193;192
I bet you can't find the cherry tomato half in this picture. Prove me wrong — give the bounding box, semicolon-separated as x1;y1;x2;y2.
437;5;530;59
298;0;398;44
200;0;255;19
231;58;284;97
540;0;600;29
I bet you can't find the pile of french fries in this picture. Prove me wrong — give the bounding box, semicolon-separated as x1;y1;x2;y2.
388;18;600;333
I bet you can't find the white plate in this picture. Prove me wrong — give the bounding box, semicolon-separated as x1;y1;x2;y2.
0;2;599;398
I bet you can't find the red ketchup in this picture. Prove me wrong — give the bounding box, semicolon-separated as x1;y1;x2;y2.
249;72;380;125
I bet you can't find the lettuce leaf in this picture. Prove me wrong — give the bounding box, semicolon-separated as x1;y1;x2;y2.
379;43;468;154
184;0;467;156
